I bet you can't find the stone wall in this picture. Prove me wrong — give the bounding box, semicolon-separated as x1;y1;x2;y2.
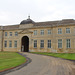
0;24;75;53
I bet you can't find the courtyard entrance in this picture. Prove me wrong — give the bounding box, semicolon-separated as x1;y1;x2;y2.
21;36;29;52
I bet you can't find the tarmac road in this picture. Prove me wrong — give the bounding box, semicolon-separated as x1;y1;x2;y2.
6;52;75;75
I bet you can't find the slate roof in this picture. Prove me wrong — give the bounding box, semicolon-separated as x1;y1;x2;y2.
34;21;58;27
0;25;19;30
0;19;75;30
34;19;75;27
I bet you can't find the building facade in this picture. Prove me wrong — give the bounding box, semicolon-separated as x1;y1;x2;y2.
0;16;75;53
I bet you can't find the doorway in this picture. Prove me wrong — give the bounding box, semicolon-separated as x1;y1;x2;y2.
21;36;29;52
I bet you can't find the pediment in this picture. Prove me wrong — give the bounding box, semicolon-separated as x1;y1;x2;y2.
18;30;33;34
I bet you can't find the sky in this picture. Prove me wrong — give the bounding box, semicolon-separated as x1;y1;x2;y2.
0;0;75;25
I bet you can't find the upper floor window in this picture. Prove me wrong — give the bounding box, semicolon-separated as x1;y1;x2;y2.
40;40;44;48
4;41;7;47
34;40;37;48
34;30;37;35
66;39;70;48
5;32;7;36
58;39;62;48
10;32;12;36
74;27;75;33
58;28;62;34
48;40;51;48
48;30;51;35
9;41;12;47
40;30;44;35
15;32;18;36
14;41;17;48
66;28;70;33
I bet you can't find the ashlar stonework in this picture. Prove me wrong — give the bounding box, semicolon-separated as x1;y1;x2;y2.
0;17;75;53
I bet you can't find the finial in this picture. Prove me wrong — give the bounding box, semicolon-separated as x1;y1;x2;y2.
28;15;30;19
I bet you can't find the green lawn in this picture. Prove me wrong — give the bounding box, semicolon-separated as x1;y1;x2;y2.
31;52;75;60
0;52;26;71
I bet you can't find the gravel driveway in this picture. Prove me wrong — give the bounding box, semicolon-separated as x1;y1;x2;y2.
6;52;75;75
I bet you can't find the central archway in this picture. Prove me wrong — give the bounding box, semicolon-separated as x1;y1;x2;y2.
21;36;29;52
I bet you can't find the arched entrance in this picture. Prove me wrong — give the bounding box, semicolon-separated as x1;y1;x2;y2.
21;36;29;52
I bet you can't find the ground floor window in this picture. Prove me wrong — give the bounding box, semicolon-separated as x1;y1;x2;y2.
4;41;7;47
48;40;51;48
34;40;37;48
58;39;62;48
40;40;44;48
66;39;70;48
9;41;12;48
14;41;17;48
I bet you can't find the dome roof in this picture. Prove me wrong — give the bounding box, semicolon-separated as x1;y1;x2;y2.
20;16;35;24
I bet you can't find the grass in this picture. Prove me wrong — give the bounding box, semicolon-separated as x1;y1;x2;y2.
30;52;75;60
0;52;26;71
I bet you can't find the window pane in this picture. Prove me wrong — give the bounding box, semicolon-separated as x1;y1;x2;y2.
9;41;12;47
4;41;7;47
40;40;44;48
74;27;75;33
40;30;44;35
66;28;70;33
34;30;37;35
15;32;18;36
5;32;7;36
14;41;17;48
58;28;62;34
58;39;62;48
48;40;51;48
48;30;51;35
66;39;70;48
10;32;12;36
34;40;37;48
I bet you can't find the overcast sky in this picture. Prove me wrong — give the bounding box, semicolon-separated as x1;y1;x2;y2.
0;0;75;25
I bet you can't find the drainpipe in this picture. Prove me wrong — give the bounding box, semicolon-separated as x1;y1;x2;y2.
1;26;4;52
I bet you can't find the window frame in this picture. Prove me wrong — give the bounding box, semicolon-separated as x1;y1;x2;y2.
34;30;37;35
66;28;70;33
58;28;62;34
48;40;51;48
4;40;7;48
34;40;37;48
40;30;44;35
5;32;7;36
9;41;12;48
14;41;17;48
40;40;44;48
58;39;62;48
48;30;51;35
10;32;12;36
66;39;71;48
15;32;18;36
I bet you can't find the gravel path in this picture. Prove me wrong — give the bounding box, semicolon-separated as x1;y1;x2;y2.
6;52;75;75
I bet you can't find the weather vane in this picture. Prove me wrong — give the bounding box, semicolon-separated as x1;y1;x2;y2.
28;14;30;19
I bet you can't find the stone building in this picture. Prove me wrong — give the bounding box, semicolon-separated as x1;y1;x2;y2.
0;16;75;53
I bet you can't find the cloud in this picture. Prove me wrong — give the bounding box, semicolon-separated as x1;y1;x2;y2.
0;11;24;25
0;0;75;25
